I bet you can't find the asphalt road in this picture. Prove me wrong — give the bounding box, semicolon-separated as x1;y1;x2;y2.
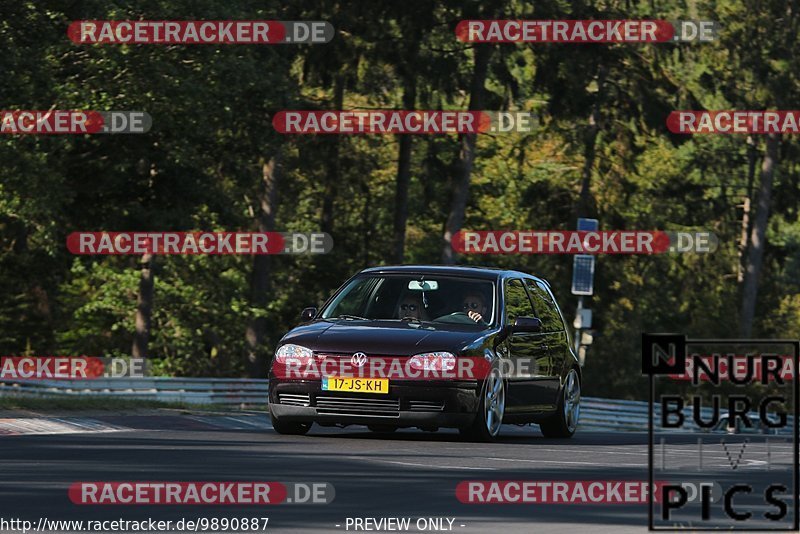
0;413;795;533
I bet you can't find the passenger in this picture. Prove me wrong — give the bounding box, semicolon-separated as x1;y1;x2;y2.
396;293;427;321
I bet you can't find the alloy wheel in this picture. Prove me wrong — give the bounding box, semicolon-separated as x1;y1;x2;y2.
563;369;581;433
484;368;505;437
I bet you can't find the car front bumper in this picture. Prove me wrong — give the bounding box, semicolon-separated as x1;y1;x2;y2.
268;379;481;429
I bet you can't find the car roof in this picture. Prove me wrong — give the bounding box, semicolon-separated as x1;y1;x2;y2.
358;264;550;286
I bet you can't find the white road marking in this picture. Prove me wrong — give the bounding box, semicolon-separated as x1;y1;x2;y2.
0;418;126;436
379;460;495;471
486;456;647;467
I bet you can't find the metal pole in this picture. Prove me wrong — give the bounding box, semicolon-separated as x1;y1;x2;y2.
574;296;584;354
698;438;703;471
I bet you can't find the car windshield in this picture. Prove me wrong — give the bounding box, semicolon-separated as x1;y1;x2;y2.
320;275;496;327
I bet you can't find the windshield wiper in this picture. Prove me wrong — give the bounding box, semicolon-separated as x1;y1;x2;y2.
336;314;370;321
399;316;422;324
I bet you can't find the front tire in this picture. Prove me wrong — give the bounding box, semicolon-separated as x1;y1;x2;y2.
539;368;580;438
461;366;505;442
270;410;312;435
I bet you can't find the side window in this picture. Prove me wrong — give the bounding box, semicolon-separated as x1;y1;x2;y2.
505;278;536;325
525;279;565;333
324;277;378;318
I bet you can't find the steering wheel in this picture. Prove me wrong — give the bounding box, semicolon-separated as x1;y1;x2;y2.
433;311;477;324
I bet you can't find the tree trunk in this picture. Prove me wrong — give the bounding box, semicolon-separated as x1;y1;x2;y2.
321;75;344;235
737;136;758;283
132;253;154;359
441;44;493;264
576;65;606;220
737;196;751;284
739;133;779;337
391;76;417;264
361;179;371;268
245;153;281;378
576;114;599;220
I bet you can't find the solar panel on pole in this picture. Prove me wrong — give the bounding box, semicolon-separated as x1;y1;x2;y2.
571;254;595;295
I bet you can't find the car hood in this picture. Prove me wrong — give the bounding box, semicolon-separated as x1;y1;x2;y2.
280;320;484;356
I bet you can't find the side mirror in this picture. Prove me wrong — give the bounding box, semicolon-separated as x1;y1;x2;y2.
511;316;542;333
300;307;317;322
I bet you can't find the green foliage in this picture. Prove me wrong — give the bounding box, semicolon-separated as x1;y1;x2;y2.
0;0;798;399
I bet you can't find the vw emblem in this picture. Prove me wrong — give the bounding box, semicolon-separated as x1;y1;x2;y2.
351;352;368;367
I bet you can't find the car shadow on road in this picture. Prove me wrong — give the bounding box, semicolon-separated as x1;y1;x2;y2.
310;426;660;446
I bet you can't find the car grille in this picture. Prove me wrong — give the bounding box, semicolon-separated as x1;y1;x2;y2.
407;399;445;412
314;352;372;362
277;393;311;407
316;395;400;417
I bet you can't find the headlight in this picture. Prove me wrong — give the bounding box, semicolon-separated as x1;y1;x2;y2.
274;344;314;365
408;351;456;371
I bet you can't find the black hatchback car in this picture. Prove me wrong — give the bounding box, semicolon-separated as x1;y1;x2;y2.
268;265;581;441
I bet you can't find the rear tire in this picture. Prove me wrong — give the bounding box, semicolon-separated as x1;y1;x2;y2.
270;410;312;435
539;368;580;438
461;366;505;442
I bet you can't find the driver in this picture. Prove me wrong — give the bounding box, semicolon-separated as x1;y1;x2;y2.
462;291;489;323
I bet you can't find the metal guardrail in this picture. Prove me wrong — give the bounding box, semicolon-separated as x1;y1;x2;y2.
579;396;794;434
0;378;792;433
0;378;269;405
579;397;654;431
